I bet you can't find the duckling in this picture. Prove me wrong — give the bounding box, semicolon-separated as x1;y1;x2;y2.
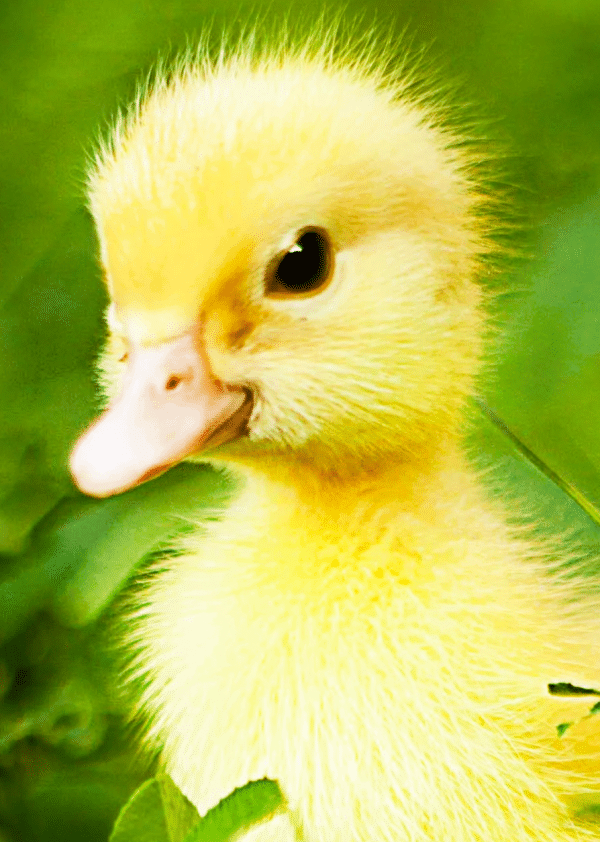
70;31;600;842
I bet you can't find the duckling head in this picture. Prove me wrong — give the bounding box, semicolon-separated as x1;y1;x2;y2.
71;40;491;497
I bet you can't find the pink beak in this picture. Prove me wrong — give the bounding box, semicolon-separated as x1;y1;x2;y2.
70;329;250;497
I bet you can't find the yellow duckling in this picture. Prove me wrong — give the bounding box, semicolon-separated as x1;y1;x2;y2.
70;31;600;842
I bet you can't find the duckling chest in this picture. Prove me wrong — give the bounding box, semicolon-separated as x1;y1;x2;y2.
131;485;568;818
136;475;475;723
135;499;434;810
142;498;418;676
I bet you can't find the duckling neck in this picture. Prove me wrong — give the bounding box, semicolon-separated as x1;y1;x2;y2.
200;439;502;614
211;435;483;546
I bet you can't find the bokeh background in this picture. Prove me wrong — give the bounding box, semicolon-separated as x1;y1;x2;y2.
1;0;600;838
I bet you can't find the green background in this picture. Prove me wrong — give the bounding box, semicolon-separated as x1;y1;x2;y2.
1;0;600;838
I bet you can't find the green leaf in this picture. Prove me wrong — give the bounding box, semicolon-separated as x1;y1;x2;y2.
478;402;600;530
557;722;574;738
109;777;283;842
110;775;199;842
548;682;600;697
109;778;171;842
184;780;284;842
160;776;203;842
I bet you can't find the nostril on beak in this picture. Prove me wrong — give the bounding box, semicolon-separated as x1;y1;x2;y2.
164;365;196;392
165;375;182;391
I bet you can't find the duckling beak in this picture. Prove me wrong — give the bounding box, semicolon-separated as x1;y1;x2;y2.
70;329;250;497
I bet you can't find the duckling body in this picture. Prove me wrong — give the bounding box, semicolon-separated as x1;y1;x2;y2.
71;33;600;840
132;452;600;841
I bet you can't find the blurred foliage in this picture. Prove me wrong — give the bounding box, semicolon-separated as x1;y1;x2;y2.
1;0;600;838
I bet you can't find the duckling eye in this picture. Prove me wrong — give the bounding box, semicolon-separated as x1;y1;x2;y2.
265;228;333;298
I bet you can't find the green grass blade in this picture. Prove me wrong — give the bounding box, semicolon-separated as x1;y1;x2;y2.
476;399;600;529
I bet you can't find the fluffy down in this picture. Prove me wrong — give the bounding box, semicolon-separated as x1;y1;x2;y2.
74;28;600;842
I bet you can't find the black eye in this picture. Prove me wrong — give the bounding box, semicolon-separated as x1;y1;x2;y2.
265;228;333;298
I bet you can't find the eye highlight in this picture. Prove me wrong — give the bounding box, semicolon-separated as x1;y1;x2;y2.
265;228;333;298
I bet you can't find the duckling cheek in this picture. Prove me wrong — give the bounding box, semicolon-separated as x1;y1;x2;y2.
69;331;248;498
